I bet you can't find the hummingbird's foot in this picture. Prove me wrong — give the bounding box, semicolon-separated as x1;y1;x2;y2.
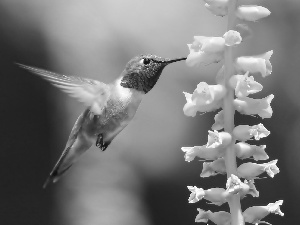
96;134;109;151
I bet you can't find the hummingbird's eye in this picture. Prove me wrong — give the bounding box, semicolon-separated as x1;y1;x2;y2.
142;58;151;65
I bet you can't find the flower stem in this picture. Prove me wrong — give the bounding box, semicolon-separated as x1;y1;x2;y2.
223;0;244;225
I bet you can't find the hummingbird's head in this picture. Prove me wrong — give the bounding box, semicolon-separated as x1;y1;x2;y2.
120;54;186;93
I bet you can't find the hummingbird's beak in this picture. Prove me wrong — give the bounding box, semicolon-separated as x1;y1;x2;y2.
165;57;187;64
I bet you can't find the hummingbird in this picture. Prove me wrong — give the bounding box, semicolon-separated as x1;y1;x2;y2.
17;54;186;188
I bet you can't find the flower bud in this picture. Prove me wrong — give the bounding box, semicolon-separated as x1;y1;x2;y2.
235;142;269;161
235;50;273;77
233;94;274;119
237;160;279;179
195;209;231;225
201;158;226;177
236;5;271;22
181;145;225;161
223;30;242;46
243;200;284;224
233;123;270;141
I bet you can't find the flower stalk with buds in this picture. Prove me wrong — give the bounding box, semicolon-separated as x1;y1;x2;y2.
182;1;283;225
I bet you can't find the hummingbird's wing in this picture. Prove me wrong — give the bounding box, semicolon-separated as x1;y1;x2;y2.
17;64;110;115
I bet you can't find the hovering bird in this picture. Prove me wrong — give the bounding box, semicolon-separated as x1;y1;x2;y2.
18;54;186;188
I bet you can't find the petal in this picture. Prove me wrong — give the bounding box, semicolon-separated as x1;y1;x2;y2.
212;110;224;130
187;186;205;203
262;159;280;178
250;123;270;140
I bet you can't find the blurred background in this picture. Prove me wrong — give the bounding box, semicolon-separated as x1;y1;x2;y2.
0;0;299;224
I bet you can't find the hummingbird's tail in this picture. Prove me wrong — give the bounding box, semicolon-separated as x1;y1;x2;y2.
43;111;93;188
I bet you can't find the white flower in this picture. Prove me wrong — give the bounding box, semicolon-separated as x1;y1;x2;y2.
237;160;279;179
229;72;263;98
183;82;226;116
235;142;269;161
243;200;284;224
235;51;273;77
186;36;225;67
181;145;225;161
233;123;270;141
233;94;274;119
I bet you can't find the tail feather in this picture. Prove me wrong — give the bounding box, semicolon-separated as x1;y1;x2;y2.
43;147;73;188
43;110;92;189
43;163;72;188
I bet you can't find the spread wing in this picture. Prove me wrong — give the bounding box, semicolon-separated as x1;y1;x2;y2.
17;63;110;115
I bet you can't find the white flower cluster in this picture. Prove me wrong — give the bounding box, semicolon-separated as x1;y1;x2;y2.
182;1;283;225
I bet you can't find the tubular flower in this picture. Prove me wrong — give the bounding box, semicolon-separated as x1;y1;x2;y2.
212;110;224;130
188;186;229;205
195;209;231;225
226;174;259;198
207;130;232;148
229;72;263;98
236;5;271;22
233;123;270;141
243;200;284;224
201;158;226;177
181;145;225;162
233;94;274;119
235;50;273;77
186;36;225;67
237;160;279;180
223;30;242;46
183;82;226;116
235;142;269;161
203;0;229;17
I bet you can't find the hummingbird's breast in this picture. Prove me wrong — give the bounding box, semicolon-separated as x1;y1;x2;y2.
82;78;144;143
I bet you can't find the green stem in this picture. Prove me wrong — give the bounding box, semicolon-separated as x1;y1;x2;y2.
223;0;244;225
